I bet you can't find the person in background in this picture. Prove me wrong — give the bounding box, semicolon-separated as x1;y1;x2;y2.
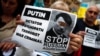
73;5;100;56
45;1;82;56
50;0;70;12
0;0;25;56
25;0;32;4
25;0;34;5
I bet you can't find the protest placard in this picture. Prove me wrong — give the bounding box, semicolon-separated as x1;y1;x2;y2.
83;27;100;49
12;5;77;52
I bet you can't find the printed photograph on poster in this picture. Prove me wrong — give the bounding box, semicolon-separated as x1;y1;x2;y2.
43;10;77;51
11;5;77;52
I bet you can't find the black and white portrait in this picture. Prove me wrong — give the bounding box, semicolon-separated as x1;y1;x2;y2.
44;11;72;44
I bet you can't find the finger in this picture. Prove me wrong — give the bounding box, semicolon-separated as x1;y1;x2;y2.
1;42;12;51
1;42;10;51
76;31;86;36
16;14;21;20
0;42;5;48
70;41;80;48
1;42;15;52
71;37;83;45
69;33;78;38
7;43;16;51
69;33;83;39
16;14;24;25
70;45;79;51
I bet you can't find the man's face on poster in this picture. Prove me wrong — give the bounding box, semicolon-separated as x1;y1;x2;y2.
54;17;67;34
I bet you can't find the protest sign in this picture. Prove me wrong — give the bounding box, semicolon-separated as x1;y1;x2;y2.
12;5;77;52
83;27;100;49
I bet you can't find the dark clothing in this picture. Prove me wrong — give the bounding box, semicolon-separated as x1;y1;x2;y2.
0;18;6;28
29;0;35;5
0;48;16;56
73;19;99;56
73;19;99;33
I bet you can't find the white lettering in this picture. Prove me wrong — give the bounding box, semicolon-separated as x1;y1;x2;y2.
27;10;46;18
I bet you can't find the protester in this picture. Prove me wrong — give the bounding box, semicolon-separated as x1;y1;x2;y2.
73;5;100;56
45;1;82;56
50;0;70;12
25;0;34;5
0;0;25;55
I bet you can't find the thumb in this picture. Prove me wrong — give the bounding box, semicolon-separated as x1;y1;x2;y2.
69;33;76;39
16;14;24;25
16;14;21;21
76;31;86;37
69;33;82;39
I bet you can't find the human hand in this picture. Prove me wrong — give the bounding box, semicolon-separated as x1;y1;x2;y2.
76;31;85;37
67;33;83;54
0;41;16;52
16;14;24;25
13;14;24;32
